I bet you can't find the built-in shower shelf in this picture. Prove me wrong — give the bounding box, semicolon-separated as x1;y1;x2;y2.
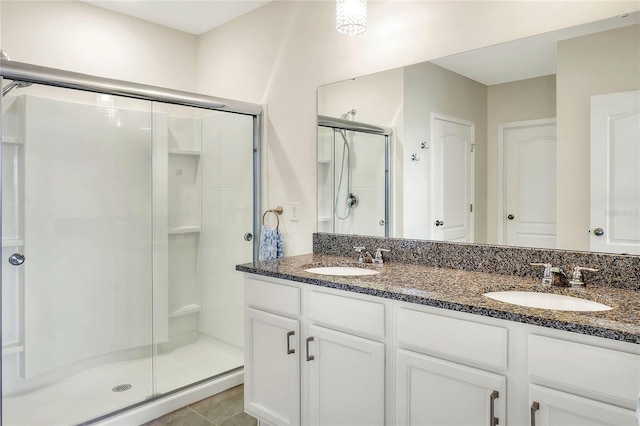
2;238;24;248
169;226;201;235
2;136;24;145
169;149;201;156
169;304;201;318
318;159;331;164
2;344;24;356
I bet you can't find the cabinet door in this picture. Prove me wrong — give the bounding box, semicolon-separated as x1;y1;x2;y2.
245;308;300;426
530;385;637;426
306;324;385;426
396;349;506;426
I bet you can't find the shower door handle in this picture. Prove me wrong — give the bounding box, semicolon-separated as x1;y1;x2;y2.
8;253;25;266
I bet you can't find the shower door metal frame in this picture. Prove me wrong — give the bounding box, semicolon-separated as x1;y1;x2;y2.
317;115;393;237
0;59;263;261
0;60;263;423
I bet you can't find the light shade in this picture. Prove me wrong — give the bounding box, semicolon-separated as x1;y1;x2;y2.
336;0;367;36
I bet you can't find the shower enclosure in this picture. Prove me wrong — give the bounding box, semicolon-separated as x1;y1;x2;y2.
317;115;392;237
1;59;261;425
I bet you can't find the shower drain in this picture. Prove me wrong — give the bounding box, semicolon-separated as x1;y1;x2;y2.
112;384;133;392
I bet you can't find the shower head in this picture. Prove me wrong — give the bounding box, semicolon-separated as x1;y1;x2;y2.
2;80;32;97
340;109;357;120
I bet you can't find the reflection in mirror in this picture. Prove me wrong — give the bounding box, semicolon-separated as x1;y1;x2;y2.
317;12;640;254
317;114;392;237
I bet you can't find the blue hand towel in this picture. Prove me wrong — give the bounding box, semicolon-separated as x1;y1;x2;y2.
259;225;284;261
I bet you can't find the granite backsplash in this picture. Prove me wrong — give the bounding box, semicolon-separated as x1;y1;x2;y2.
313;233;640;292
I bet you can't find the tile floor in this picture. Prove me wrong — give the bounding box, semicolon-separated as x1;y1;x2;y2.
144;385;257;426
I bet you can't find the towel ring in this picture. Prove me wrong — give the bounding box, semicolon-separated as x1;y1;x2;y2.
262;206;283;230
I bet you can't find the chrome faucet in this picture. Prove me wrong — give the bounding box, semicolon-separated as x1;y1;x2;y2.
373;248;390;264
531;263;569;286
354;246;374;263
569;266;599;288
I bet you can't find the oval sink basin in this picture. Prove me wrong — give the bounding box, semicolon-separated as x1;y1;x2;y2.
305;266;380;277
483;291;612;312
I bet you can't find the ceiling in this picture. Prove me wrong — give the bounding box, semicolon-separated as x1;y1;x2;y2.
82;0;273;35
431;11;639;86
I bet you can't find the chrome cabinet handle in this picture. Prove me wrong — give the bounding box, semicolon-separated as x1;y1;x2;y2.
530;401;540;426
8;253;25;266
305;336;315;361
286;331;295;355
490;390;499;426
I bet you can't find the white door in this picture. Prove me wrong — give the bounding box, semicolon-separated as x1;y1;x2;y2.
396;349;506;426
244;308;300;426
431;115;474;242
530;385;637;426
501;119;557;248
590;90;640;254
306;324;385;426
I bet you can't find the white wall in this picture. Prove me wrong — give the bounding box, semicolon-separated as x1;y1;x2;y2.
197;0;639;254
0;1;198;92
2;0;639;254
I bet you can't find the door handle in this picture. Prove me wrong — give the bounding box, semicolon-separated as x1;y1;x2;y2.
507;214;515;220
435;220;444;227
286;331;295;355
593;227;604;236
305;336;315;361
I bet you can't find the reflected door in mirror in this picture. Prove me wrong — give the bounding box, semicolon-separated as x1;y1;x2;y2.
590;90;640;255
502;119;557;248
431;115;474;243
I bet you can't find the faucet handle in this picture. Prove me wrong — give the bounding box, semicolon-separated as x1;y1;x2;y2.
354;246;366;263
569;266;599;287
531;263;553;285
373;248;390;264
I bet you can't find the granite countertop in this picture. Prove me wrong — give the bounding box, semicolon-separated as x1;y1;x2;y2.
237;253;640;345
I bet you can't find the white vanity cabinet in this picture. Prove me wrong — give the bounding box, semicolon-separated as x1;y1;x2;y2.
244;276;388;426
529;385;637;426
395;307;508;426
245;308;301;425
243;273;640;426
528;335;639;426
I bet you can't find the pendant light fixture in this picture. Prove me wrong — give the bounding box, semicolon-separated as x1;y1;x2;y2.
336;0;367;35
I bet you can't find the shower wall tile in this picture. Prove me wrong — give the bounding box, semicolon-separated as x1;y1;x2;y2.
201;188;223;273
201;271;244;349
335;186;385;237
201;112;253;189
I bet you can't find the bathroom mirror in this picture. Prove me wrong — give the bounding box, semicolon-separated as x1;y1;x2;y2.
317;12;640;254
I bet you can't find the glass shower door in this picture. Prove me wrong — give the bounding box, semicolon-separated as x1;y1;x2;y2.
151;103;252;395
318;125;388;236
2;86;155;425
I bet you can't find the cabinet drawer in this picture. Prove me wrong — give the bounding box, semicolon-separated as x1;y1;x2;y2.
397;308;508;370
245;277;300;316
308;291;385;339
528;334;640;407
